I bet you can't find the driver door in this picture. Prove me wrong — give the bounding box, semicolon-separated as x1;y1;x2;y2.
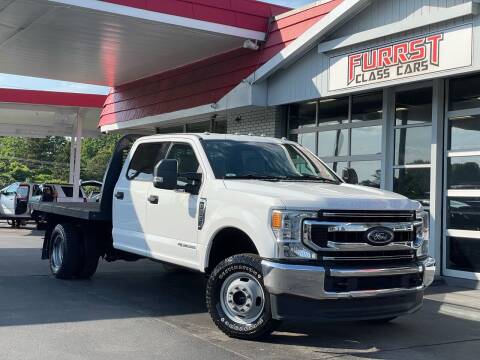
145;141;203;268
14;184;30;215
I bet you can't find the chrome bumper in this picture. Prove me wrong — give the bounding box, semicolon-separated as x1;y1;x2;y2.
262;257;436;301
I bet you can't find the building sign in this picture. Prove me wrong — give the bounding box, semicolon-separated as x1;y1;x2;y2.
328;24;473;91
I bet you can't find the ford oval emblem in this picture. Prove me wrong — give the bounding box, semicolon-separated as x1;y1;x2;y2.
365;227;395;246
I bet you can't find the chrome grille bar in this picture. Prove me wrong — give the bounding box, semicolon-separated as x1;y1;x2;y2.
303;216;419;261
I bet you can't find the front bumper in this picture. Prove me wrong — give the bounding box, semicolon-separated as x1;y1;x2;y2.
262;257;435;321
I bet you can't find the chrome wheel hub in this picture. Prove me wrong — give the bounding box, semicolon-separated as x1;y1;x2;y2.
220;272;265;325
51;235;64;271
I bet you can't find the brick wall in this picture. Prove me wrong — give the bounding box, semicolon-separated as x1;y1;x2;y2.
226;106;286;138
153;105;287;138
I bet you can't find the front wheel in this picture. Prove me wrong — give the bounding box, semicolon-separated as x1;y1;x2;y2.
206;254;279;340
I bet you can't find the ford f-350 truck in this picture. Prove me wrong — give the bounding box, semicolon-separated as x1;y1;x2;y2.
32;133;435;340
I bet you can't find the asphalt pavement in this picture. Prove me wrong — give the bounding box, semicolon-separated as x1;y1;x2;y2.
0;221;479;360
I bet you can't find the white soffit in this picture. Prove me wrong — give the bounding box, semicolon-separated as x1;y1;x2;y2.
0;0;264;86
0;103;101;138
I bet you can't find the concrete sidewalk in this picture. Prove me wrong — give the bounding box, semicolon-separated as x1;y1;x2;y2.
0;222;479;360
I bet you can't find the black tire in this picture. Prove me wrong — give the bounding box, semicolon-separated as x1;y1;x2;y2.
49;223;82;279
206;254;279;340
77;229;100;279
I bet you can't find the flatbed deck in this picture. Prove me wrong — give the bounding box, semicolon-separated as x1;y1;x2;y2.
30;202;110;221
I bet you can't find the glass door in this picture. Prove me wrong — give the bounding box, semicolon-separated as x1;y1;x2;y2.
392;86;433;209
443;75;480;280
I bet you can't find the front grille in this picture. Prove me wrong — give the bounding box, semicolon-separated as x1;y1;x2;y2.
324;273;423;292
310;226;415;248
322;250;415;261
303;211;420;263
318;210;415;223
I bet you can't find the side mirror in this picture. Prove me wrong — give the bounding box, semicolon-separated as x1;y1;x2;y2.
342;167;358;184
153;159;178;190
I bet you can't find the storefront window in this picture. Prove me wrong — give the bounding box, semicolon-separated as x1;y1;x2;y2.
447;198;480;231
291;132;316;154
448;115;480;151
350;160;381;188
289;101;317;129
326;161;348;175
288;92;383;189
318;129;348;157
393;168;431;206
448;156;480;190
392;86;432;208
351;125;382;155
395;88;432;126
449;74;480;111
351;92;383;122
445;76;480;277
394;126;431;165
318;97;348;125
447;236;480;273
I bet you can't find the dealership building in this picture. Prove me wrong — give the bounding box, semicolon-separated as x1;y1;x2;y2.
1;0;479;285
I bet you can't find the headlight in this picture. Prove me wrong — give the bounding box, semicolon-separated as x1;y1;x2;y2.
271;210;317;259
415;210;430;257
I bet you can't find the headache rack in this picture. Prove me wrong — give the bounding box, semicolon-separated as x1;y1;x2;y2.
303;210;420;263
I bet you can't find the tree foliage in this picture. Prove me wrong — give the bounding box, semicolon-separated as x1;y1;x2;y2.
0;134;121;189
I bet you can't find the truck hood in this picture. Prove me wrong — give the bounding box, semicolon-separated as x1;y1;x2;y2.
223;180;420;211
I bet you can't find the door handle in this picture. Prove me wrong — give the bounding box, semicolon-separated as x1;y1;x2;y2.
115;191;124;200
148;195;159;204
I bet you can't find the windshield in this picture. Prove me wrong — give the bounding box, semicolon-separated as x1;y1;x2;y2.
202;140;339;183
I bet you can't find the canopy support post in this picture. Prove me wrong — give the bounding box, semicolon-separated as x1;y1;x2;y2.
72;111;83;201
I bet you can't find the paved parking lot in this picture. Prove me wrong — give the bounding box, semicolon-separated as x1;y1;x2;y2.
0;221;479;360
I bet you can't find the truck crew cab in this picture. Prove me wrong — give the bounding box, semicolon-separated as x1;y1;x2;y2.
32;133;435;340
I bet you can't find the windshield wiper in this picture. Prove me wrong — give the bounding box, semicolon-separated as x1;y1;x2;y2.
284;174;339;183
223;174;285;182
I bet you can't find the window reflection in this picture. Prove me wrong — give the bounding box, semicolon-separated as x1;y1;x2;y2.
352;92;383;122
449;74;480;111
289;102;317;130
318;129;348;157
350;161;381;188
447;236;480;273
393;168;430;207
351;126;382;155
328;161;348;176
448;156;480;190
448;197;480;231
293;132;316;154
395;87;432;125
395;126;431;165
449;115;480;151
318;97;348;125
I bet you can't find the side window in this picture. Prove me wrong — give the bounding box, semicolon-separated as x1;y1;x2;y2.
32;185;42;197
16;185;29;199
61;186;73;197
167;143;200;174
127;142;171;181
5;184;18;195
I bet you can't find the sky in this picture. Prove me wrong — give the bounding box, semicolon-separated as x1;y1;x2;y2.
0;0;312;95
